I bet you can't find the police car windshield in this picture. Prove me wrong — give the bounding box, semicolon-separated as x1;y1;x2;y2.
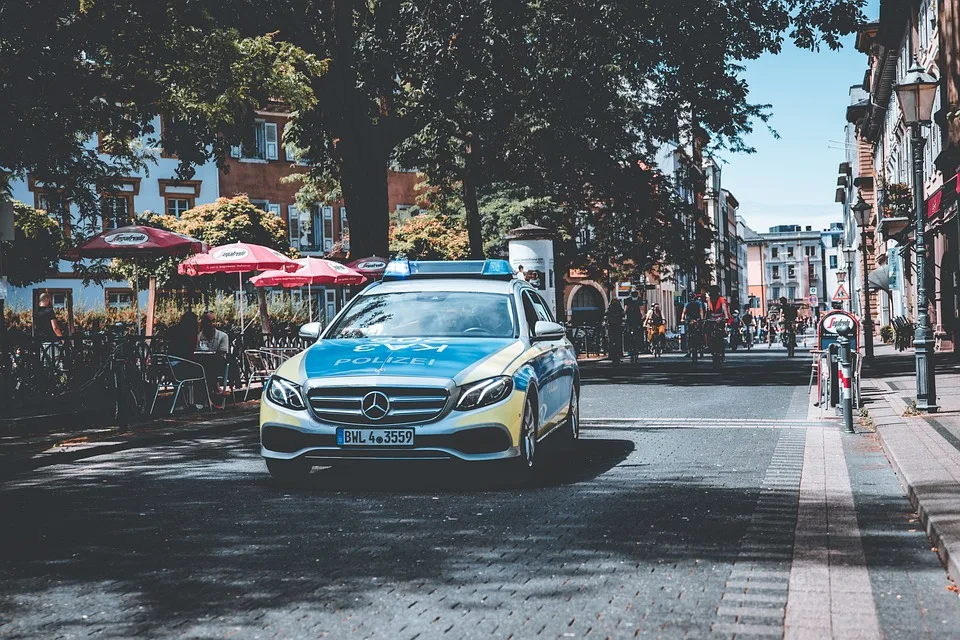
328;292;517;339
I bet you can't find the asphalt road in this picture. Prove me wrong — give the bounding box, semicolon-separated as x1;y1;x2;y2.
1;345;959;638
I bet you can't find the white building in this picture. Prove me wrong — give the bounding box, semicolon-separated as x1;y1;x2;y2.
6;116;220;327
820;222;844;312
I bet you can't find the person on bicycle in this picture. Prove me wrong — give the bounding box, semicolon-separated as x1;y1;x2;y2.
644;303;665;355
778;297;798;349
623;289;644;354
680;294;704;357
741;305;755;346
605;298;624;362
705;285;731;361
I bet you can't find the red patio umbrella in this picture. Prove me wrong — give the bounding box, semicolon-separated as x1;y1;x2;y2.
67;225;208;334
178;243;299;335
250;258;366;322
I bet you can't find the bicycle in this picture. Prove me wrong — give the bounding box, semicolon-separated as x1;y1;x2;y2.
624;325;642;364
684;320;703;363
648;326;665;358
703;319;726;369
102;324;149;427
781;321;797;358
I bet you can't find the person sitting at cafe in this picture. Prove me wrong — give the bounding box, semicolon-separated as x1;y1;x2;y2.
197;311;233;395
167;310;199;360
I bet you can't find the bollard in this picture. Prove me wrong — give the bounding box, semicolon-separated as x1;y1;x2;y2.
835;323;856;434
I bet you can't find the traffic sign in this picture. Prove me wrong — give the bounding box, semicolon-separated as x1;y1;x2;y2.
810;286;818;295
832;283;850;302
837;272;846;283
809;295;819;307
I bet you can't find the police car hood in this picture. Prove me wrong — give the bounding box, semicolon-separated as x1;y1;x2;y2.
303;337;522;383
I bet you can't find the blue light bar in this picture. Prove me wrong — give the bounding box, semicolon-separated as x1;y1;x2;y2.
382;259;515;281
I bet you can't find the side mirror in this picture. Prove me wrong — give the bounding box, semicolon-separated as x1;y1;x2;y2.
298;322;322;341
533;320;566;342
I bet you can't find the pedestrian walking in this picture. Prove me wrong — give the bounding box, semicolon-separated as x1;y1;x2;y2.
33;292;64;368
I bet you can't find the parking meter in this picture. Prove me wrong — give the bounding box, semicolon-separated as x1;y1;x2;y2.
834;319;856;434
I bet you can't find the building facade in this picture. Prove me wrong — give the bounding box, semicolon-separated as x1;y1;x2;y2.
754;225;824;319
5;116;221;329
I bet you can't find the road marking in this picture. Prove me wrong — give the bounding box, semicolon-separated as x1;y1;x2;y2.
784;427;881;639
712;430;805;636
582;418;828;430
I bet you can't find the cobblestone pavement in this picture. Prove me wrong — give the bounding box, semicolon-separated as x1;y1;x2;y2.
1;351;958;639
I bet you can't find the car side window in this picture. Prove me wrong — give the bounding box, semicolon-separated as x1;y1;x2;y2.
531;293;554;322
521;291;540;336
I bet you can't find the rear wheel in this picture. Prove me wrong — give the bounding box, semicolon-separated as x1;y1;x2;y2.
265;458;312;484
562;387;580;450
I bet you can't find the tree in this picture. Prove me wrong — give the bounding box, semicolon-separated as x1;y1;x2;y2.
389;213;469;261
278;0;863;262
109;196;290;289
1;201;64;287
0;1;322;232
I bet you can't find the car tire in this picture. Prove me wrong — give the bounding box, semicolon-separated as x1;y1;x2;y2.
511;395;543;485
265;458;312;484
562;387;580;450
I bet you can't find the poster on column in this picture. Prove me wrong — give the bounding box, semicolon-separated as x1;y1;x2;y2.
508;238;557;318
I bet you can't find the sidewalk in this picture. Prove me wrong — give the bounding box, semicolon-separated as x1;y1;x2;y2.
860;343;960;581
0;402;260;480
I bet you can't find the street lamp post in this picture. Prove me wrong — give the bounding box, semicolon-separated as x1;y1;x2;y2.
894;62;940;413
852;194;875;359
842;245;856;314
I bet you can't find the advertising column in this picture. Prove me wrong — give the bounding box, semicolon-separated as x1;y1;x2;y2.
506;224;557;319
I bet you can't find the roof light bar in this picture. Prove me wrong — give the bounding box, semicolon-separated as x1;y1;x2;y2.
382;259;515;281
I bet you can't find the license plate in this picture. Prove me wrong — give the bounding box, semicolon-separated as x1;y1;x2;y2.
337;428;415;447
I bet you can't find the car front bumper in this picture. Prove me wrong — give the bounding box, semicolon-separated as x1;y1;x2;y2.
259;388;526;463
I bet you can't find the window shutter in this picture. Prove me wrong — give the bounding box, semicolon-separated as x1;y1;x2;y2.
339;206;349;249
285;143;295;162
322;206;334;251
287;205;300;249
265;122;279;160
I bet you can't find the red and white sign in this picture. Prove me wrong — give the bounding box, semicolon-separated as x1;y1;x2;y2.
832;283;850;302
820;311;856;335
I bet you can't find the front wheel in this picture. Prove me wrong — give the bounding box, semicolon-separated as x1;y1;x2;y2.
562;387;580;450
512;395;543;485
265;458;312;484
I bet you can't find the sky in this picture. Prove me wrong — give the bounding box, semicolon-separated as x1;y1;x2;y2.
721;1;880;236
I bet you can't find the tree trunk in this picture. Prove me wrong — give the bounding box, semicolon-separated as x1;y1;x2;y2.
462;134;484;259
340;141;391;259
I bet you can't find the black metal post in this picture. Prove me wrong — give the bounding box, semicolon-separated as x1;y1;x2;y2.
910;122;938;412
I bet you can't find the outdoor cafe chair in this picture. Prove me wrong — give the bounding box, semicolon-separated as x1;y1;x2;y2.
243;349;272;401
149;354;213;415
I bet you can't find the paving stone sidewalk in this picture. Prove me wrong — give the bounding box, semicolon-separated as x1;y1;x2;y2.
0;403;260;479
862;343;960;582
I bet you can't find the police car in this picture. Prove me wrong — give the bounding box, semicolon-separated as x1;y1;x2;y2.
259;258;580;482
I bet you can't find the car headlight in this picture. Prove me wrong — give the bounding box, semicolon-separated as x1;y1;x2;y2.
456;376;513;411
265;376;306;410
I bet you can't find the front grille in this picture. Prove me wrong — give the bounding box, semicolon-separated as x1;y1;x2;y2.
306;386;450;425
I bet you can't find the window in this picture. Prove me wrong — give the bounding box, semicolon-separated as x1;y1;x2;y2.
101;194;132;229
787;265;796;280
787;287;796;299
771;287;781;300
165;197;193;217
230;120;279;161
287;206;302;250
831;235;839;248
829;255;838;269
105;288;134;310
35;190;70;238
771;247;778;258
805;245;817;257
772;266;780;280
324;289;337;324
787;246;794;258
322;206;334;252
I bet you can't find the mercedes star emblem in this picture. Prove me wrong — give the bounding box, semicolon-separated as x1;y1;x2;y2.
360;391;390;420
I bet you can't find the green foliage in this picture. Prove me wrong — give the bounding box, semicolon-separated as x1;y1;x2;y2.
389;213;470;261
2;200;64;287
880;181;913;220
108;196;290;289
0;1;323;230
879;324;894;343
